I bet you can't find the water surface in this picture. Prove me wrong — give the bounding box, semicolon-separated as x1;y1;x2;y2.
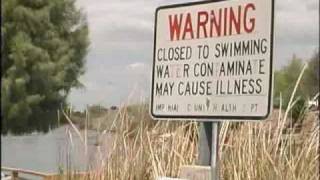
1;125;112;178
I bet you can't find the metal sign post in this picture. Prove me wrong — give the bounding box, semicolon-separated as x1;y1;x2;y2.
198;122;212;165
211;122;220;180
198;121;220;180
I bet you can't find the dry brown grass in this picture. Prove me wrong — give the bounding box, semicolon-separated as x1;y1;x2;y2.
63;105;319;180
83;105;198;180
63;63;319;180
220;112;319;180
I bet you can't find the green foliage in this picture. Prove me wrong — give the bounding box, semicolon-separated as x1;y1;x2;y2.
291;98;307;123
273;52;319;120
273;55;304;108
1;0;89;134
302;52;319;97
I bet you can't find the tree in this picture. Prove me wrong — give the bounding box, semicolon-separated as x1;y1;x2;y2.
273;52;319;121
1;0;89;134
302;51;319;97
273;55;304;109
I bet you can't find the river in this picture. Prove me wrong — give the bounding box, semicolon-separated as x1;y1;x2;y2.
1;125;112;178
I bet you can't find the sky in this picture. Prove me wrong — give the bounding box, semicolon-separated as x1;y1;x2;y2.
69;0;319;110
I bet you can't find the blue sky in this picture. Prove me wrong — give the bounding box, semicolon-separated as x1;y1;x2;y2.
69;0;319;110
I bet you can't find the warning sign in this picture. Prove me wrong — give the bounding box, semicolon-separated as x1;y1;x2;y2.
150;0;274;120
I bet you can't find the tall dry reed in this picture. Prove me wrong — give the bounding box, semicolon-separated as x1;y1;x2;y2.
63;63;319;180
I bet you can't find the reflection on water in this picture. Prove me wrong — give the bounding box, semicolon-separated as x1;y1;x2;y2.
1;125;112;175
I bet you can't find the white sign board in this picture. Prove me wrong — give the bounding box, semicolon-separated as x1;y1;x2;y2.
151;0;274;120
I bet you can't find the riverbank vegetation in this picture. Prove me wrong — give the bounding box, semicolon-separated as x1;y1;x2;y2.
62;105;319;180
60;63;319;179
